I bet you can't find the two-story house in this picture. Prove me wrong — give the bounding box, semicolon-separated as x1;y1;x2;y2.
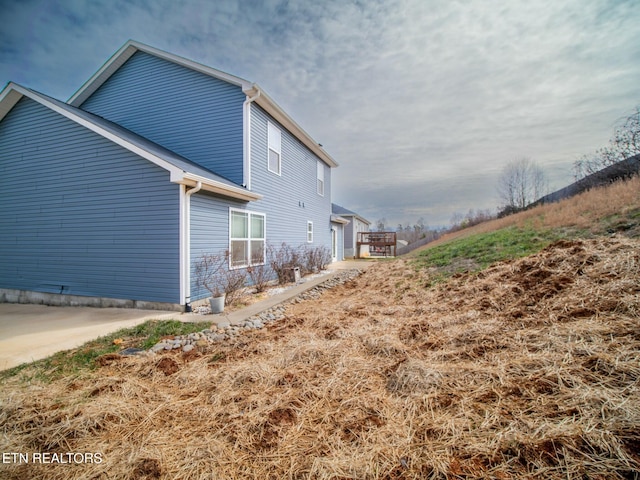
0;40;345;311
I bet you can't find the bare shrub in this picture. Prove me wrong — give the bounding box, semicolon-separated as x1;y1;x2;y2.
194;251;247;305
194;252;226;297
247;263;271;293
267;242;302;285
268;243;332;280
222;267;247;306
300;245;332;274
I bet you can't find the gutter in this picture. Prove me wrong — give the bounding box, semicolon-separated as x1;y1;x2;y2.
171;171;262;202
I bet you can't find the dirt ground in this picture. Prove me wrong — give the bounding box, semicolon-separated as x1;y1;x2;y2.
1;237;639;479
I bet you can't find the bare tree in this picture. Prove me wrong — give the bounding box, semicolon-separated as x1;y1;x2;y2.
497;157;547;210
376;217;387;232
574;105;640;179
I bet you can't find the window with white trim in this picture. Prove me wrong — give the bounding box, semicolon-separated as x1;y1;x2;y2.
317;160;324;196
307;221;313;243
267;122;281;175
230;209;266;268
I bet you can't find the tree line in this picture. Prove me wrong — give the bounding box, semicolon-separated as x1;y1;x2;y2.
375;103;640;247
497;103;639;216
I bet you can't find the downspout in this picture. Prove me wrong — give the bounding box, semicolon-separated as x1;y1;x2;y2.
243;89;260;190
182;181;202;310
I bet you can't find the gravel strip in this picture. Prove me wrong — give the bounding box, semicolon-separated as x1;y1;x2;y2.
148;269;362;353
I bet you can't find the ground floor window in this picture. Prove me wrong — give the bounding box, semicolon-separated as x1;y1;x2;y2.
230;209;265;268
307;221;313;243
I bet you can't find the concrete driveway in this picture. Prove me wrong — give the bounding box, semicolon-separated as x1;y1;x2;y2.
0;304;179;370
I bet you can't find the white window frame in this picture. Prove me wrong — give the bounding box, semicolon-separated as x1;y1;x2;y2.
307;221;313;243
317;160;324;196
229;208;266;269
267;122;281;175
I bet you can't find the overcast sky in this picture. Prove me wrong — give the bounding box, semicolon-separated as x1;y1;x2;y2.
2;0;639;227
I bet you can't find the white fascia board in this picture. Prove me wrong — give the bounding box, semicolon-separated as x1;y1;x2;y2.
0;83;26;122
247;84;339;168
68;43;138;106
331;215;350;225
341;212;371;226
68;40;253;106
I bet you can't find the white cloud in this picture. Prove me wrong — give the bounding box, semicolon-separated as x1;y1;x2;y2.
1;0;639;226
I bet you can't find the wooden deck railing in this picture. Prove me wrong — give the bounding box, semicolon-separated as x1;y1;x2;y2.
356;231;397;258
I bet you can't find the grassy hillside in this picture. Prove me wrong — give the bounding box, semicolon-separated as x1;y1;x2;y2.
410;175;639;281
0;177;638;480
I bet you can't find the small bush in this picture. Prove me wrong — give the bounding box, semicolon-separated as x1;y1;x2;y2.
194;251;247;305
194;252;226;297
247;263;272;293
268;242;300;285
223;267;247;305
267;243;332;284
300;245;332;274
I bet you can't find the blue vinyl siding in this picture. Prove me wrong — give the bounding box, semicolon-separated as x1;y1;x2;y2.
80;51;246;185
249;104;332;251
0;97;180;303
189;192;248;301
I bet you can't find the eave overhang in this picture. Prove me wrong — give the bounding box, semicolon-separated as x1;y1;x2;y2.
331;215;350;225
171;171;262;201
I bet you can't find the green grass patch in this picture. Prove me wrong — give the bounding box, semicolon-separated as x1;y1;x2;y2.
599;207;640;236
1;320;210;383
413;226;567;283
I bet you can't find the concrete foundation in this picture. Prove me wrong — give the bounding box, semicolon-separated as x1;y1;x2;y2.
0;288;184;312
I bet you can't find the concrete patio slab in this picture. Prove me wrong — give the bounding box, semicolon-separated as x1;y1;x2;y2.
0;304;177;370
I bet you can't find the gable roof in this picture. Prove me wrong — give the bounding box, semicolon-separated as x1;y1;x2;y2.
0;82;262;202
68;40;338;168
332;203;371;225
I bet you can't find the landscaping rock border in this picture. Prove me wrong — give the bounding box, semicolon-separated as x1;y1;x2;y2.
149;269;362;354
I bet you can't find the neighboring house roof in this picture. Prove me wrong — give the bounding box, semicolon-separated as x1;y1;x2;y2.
331;203;371;225
68;40;338;169
0;82;262;202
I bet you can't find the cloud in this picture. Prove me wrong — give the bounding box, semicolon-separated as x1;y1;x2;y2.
1;0;639;226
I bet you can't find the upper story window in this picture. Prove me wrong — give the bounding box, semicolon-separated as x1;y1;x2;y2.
267;122;281;175
230;209;266;269
317;160;324;196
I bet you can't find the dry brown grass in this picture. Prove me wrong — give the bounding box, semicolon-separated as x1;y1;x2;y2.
1;235;639;479
414;175;640;254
